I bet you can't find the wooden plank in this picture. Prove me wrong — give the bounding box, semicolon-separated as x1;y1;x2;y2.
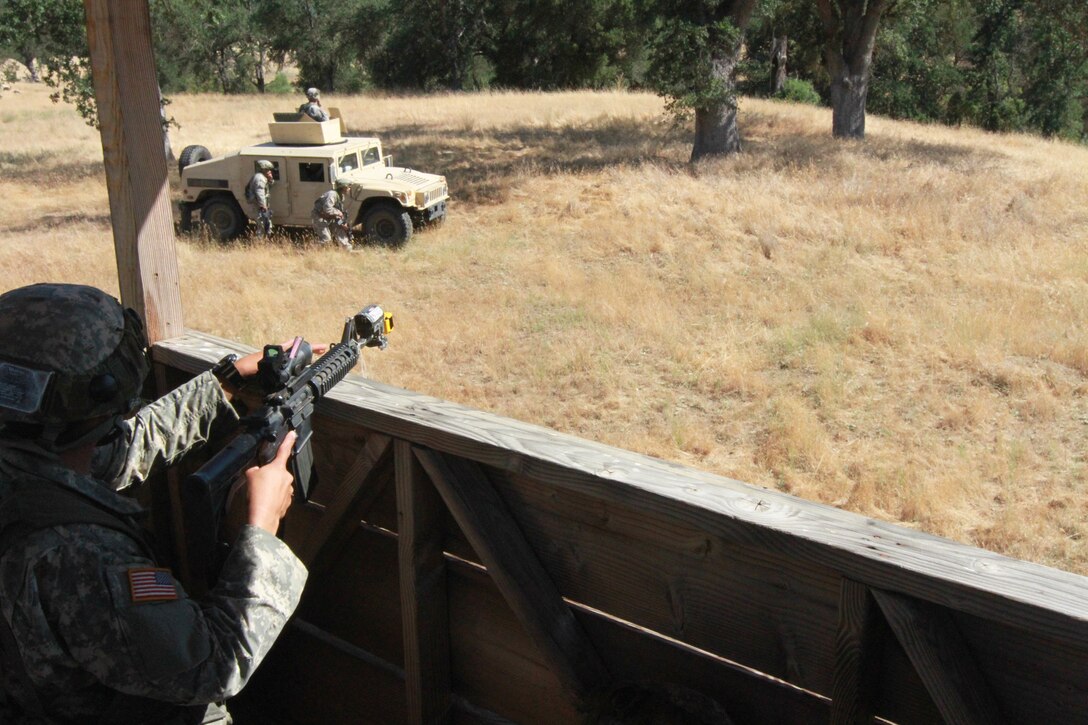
294;433;392;566
831;579;882;724
490;469;842;693
573;606;831;725
295;524;577;723
414;448;611;704
397;440;453;724
953;613;1088;723
153;332;1088;652
235;624;409;725
84;0;183;343
873;589;1005;725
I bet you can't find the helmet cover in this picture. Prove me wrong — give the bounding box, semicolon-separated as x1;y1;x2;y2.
0;284;149;427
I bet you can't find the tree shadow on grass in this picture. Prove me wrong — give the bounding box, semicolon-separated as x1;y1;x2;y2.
355;112;1005;207
739;109;1004;175
0;153;105;184
358;117;693;205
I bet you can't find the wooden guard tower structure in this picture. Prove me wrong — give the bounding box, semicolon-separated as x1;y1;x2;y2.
85;2;1088;723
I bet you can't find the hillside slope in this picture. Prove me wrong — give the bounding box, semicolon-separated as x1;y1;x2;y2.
1;84;1086;574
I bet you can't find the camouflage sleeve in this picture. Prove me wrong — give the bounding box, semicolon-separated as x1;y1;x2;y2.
95;371;238;490
34;524;306;704
301;104;329;122
254;177;269;208
318;192;342;220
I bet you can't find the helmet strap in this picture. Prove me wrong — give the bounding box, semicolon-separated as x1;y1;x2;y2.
39;415;124;454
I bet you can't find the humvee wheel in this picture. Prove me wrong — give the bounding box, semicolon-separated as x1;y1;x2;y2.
178;145;212;176
363;202;413;247
201;198;246;241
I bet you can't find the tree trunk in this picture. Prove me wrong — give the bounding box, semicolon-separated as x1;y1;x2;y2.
256;46;266;94
158;85;173;161
829;68;870;138
771;36;787;95
691;54;743;161
691;103;741;161
22;53;40;82
815;0;889;141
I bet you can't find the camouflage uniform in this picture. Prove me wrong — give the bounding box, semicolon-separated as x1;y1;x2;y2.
297;102;329;123
0;371;308;722
311;189;351;249
246;170;273;237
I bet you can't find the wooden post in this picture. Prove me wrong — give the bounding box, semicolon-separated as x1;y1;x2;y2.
84;0;183;343
396;441;452;724
831;579;881;724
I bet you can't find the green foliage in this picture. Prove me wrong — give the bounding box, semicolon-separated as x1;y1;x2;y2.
776;77;821;105
964;0;1088;138
868;0;973;124
644;13;745;119
486;0;642;90
0;0;93;121
369;0;490;90
2;0;1084;142
741;0;826;97
265;72;293;94
256;0;381;93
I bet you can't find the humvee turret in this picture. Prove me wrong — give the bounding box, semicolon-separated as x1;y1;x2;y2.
176;111;448;246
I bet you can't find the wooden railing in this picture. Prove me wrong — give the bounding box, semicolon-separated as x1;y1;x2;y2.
153;331;1088;725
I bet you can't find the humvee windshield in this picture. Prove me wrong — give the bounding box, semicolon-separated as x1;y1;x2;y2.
338;152;360;173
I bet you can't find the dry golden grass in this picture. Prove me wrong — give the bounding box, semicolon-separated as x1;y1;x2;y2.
2;82;1086;574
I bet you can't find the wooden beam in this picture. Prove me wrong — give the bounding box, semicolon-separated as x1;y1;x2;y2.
84;0;183;343
396;440;453;725
414;447;611;705
296;433;392;567
153;335;1088;655
873;589;1005;725
831;579;882;724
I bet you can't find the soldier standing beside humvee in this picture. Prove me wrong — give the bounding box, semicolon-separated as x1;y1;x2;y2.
245;159;275;237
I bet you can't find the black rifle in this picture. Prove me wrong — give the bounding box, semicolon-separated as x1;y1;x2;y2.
181;305;392;586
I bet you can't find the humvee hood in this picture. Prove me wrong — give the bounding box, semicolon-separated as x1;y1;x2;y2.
344;166;445;191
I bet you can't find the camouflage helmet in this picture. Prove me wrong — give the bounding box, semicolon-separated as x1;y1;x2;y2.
334;177;351;191
257;159;274;172
0;284;149;440
305;87;320;101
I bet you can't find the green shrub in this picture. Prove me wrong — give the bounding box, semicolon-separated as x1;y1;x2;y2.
265;72;293;95
776;77;822;106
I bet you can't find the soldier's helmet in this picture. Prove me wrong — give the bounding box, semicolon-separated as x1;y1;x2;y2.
305;87;320;101
257;159;274;171
335;178;351;191
0;284;149;440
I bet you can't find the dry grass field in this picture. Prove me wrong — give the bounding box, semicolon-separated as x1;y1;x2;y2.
1;80;1086;575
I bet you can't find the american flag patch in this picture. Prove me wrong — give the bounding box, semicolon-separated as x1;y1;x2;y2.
127;568;178;603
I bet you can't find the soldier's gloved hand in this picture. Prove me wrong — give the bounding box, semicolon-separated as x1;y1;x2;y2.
244;431;297;535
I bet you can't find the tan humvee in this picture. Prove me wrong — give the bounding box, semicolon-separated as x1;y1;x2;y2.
177;110;448;246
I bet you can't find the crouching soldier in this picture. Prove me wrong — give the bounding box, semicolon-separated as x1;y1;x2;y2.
311;179;353;250
0;283;308;723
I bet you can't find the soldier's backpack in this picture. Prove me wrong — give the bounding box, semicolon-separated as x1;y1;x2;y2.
245;177;257;203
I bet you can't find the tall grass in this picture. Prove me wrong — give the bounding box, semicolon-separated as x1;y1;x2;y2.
1;82;1086;574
